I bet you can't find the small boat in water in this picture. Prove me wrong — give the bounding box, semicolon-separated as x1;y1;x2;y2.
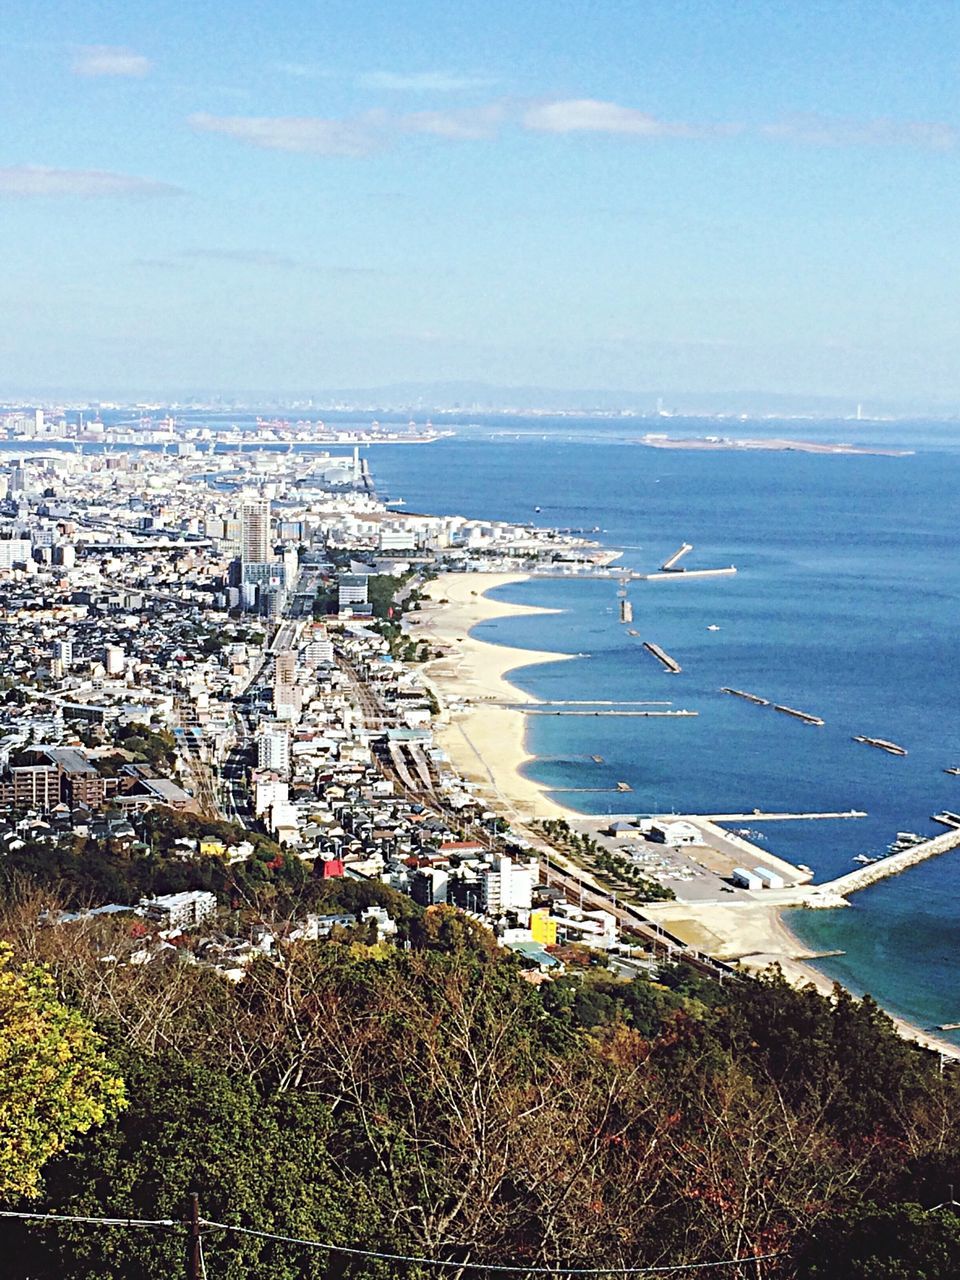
707;624;720;631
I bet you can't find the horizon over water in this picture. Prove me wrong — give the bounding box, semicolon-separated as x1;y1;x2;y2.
369;419;960;1040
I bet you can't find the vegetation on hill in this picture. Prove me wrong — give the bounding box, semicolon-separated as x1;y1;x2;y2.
1;885;959;1278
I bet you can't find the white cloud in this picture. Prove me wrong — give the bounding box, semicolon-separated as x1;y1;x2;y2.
760;114;957;150
72;45;151;78
360;71;494;93
522;98;722;139
190;104;504;153
189;112;379;156
0;165;182;198
189;98;956;160
397;104;505;139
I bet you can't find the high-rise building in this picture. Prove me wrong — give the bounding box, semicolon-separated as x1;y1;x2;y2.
481;854;537;915
52;639;73;668
256;723;290;777
241;499;272;565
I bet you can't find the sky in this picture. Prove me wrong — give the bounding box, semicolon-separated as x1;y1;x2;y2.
2;0;959;405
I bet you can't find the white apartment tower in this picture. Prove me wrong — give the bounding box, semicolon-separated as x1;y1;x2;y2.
257;723;291;778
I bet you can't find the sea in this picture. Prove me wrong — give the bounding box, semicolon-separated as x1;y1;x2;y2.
9;413;960;1035
367;416;960;1040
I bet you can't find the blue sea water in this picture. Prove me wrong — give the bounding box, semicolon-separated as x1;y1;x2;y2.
370;422;960;1038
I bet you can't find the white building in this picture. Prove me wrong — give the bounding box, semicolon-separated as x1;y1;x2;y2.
254;774;289;817
304;637;335;666
52;639;73;668
140;890;217;929
649;820;700;846
103;644;125;676
257;723;291;777
481;854;537;915
732;867;763;891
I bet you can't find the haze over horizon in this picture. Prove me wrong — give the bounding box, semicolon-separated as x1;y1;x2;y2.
4;1;959;406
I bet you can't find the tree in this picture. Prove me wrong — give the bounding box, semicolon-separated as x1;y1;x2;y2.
0;943;126;1198
796;1203;960;1279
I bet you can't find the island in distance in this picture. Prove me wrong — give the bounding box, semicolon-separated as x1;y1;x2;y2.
636;433;914;457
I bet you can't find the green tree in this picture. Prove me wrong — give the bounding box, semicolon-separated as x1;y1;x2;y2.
0;944;126;1198
797;1204;960;1279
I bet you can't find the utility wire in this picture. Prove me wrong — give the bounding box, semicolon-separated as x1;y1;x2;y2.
0;1209;176;1229
200;1218;783;1275
0;1208;784;1275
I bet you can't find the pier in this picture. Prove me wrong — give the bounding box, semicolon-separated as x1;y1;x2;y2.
661;542;693;571
704;810;866;821
643;641;682;673
522;708;697;717
636;567;737;581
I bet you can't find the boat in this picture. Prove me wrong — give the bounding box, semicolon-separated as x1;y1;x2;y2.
626;629;639;636
852;853;879;865
853;735;907;756
707;624;720;631
591;755;604;764
945;767;960;776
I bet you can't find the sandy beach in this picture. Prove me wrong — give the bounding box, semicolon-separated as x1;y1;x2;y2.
412;573;578;822
411;572;960;1061
642;896;960;1059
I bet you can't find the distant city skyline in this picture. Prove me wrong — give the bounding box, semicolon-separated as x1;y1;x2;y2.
3;1;959;404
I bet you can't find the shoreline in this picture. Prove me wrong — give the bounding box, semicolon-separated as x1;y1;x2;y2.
413;573;580;822
641;896;960;1059
414;572;960;1062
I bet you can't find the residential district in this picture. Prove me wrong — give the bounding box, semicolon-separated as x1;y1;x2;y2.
0;424;679;980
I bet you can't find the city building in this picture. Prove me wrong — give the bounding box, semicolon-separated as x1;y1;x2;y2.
241;499;272;566
139;890;217;928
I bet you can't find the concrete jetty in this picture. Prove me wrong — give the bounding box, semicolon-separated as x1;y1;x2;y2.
703;810;866;821
522;708;697;717
643;641;682;673
814;824;960;897
636;567;737;582
661;542;694;571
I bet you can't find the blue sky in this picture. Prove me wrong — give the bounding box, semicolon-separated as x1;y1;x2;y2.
2;0;959;403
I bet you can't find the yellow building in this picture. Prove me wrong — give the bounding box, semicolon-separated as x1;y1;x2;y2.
530;909;557;947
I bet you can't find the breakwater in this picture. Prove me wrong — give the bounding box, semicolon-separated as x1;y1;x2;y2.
643;641;682;673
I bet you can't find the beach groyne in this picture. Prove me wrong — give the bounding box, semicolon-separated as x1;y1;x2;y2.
643;641;682;673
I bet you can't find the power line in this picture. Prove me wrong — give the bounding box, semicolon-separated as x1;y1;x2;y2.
0;1206;785;1276
200;1218;783;1275
0;1209;176;1229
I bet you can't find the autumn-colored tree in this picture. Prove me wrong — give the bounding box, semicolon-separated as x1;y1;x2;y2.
0;943;126;1199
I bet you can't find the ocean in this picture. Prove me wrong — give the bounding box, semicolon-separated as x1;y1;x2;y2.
368;419;960;1039
13;414;959;1035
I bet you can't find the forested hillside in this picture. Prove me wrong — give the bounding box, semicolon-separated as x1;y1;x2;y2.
2;886;960;1279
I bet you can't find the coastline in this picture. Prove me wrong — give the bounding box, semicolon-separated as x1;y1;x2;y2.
413;573;579;822
413;572;960;1062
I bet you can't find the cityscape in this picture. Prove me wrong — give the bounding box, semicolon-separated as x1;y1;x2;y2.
4;2;960;1277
